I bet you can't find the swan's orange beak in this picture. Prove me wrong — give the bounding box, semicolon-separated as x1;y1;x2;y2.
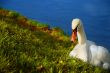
71;29;77;43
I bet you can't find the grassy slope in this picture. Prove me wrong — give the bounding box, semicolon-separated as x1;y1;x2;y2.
0;9;109;73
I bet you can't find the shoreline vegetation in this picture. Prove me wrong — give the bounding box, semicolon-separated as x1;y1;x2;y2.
0;8;109;73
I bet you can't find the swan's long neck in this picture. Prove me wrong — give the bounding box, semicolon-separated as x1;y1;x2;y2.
77;24;87;45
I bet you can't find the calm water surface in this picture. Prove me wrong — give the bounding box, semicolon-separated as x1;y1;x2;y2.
0;0;110;50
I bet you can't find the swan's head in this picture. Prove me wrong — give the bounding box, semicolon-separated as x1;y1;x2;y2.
72;18;81;30
71;18;82;42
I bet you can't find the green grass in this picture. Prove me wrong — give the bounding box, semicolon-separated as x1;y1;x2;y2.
0;9;109;73
27;19;49;27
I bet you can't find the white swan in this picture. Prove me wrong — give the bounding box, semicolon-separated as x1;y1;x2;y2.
69;18;110;69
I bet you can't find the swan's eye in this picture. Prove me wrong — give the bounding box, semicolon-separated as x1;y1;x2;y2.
72;26;77;32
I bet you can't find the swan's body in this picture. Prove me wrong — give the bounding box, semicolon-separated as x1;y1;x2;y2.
70;18;110;69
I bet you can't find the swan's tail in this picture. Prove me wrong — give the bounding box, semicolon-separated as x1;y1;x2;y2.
102;52;110;69
103;63;110;69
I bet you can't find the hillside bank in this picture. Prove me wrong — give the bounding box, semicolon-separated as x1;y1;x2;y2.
0;8;109;73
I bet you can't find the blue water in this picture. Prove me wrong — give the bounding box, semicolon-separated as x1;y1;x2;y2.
0;0;110;50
